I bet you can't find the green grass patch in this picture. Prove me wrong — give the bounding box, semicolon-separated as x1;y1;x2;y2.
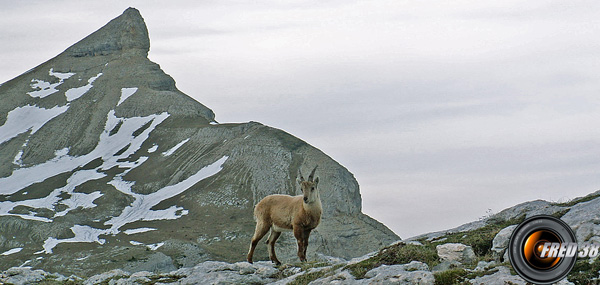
291;261;331;272
433;268;468;285
344;243;440;279
567;258;600;284
550;208;571;219
288;264;343;285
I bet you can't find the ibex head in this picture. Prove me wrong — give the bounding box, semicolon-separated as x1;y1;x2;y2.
298;165;320;204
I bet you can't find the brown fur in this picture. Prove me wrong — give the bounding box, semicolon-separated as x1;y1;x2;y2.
247;166;321;265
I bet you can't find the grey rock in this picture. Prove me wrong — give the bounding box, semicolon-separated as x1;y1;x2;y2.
365;261;429;278
84;269;130;285
492;200;566;222
174;261;278;284
308;269;356;284
362;262;435;284
0;267;56;285
561;195;600;242
436;243;476;264
474;260;497;272
65;8;150;58
469;266;526;285
491;225;517;262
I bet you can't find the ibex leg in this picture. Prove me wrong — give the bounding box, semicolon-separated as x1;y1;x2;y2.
247;221;270;263
267;230;282;265
293;226;307;262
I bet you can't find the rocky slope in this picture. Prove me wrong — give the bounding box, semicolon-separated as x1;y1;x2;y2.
0;8;398;277
3;191;600;284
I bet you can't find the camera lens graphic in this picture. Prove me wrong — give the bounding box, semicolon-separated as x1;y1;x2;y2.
523;229;562;269
509;215;577;284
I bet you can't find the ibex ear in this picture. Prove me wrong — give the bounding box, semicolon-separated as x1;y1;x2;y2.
314;177;319;187
308;165;318;181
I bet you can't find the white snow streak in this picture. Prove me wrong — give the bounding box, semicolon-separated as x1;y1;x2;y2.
162;138;190;156
147;144;158;153
49;69;75;81
147;242;164;251
12;150;24;166
124;228;156;235
117;87;138;106
1;248;23;256
64;72;102;101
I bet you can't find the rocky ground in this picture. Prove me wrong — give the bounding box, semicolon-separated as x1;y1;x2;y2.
0;242;573;285
3;190;600;284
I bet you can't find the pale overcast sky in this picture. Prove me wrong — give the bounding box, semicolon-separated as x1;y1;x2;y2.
1;0;599;238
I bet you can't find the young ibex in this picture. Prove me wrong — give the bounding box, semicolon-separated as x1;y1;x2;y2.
247;165;322;265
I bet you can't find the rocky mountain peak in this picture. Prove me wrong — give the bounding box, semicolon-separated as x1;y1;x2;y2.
0;8;398;277
64;7;149;58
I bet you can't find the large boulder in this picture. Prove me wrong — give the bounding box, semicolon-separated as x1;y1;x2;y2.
436;243;476;264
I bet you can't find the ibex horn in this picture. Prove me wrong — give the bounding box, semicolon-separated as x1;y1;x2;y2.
298;169;305;182
308;165;318;181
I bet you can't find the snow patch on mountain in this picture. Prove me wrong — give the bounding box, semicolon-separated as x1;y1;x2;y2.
124;228;156;235
41;225;107;254
65;72;102;101
27;69;75;98
1;248;23;256
0;105;69;144
162;138;189;156
147;144;158;153
118;87;138;106
12;140;28;167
